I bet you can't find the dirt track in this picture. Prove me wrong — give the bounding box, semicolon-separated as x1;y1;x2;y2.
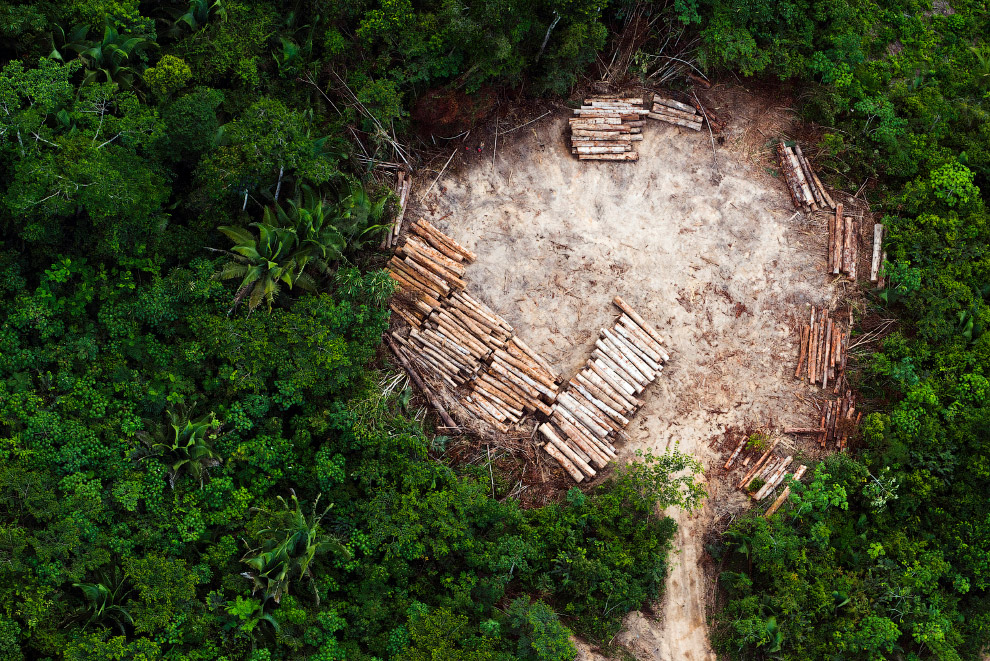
418;102;829;659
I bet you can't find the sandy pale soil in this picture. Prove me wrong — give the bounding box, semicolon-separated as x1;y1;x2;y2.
417;104;830;659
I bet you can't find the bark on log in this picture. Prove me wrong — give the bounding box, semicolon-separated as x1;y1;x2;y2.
650;103;701;122
386;336;458;430
584;361;640;408
646;112;703;130
795;324;810;379
604;327;661;372
808;309;818;384
832;205;844;274
842;215;854;276
593;351;645;393
541;438;584;482
552;409;615;460
795;145;825;208
415;218;477;262
618;314;670;362
822;318;833;390
597;337;651;383
871;223;884;282
578;153;640;161
570;131;642;140
776;143;805;209
509;336;559;381
613;322;663;364
653;95;697;113
738;441;779;489
723;436;747;469
613;297;666;347
785;146;816;209
575;373;629;414
573;381;629;426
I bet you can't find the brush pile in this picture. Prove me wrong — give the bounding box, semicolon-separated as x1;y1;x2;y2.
568;98;647;161
647;94;702;131
538;297;670;482
794;305;851;392
723;436;809;507
776;141;836;212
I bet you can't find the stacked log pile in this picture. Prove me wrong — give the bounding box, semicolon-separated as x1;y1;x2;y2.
776;141;836;213
382;171;412;249
730;441;808;503
568;98;647;162
538;297;670;482
826;203;862;280
465;336;560;432
794;305;851;392
786;391;860;450
647;94;702;131
387;219;476;326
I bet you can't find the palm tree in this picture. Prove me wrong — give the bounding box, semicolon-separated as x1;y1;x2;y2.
136;405;220;488
73;568;133;635
51;24;157;90
177;0;227;32
217;222;308;313
334;180;389;251
240;492;349;605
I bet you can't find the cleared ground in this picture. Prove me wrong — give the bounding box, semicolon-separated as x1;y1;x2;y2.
417;96;831;660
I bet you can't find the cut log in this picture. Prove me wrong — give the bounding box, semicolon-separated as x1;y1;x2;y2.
808;309;818;384
871;224;884;282
604;327;661;372
571;130;643;140
613;297;666;347
617;314;670;362
540;424;597;478
613;322;663;364
578;152;640;161
653;95;697;114
776;143;806;209
650;103;701;122
584;361;640;408
385;336;458;429
647;112;702;130
822;318;833;390
508;336;559;380
794;145;825;208
541;439;584;482
593;350;645;392
723;436;747;470
795;324;810;379
832;205;843;274
738;441;779;489
785;146;816;209
842;215;853;277
415;218;477;262
576;372;629;414
755;456;794;500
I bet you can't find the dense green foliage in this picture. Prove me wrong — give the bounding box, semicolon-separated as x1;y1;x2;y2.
3;0;988;658
693;0;990;657
0;1;707;658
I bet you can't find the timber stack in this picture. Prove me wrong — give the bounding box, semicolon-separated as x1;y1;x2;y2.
648;94;702;131
466;337;560;433
826;203;862;280
568;97;647;162
776;141;836;213
387;218;476;326
785;391;860;450
735;444;807;503
719;435;809;505
382;170;412;249
793;305;850;392
538;296;670;483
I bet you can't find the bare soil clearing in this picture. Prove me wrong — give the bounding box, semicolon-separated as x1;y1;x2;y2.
416;96;833;659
